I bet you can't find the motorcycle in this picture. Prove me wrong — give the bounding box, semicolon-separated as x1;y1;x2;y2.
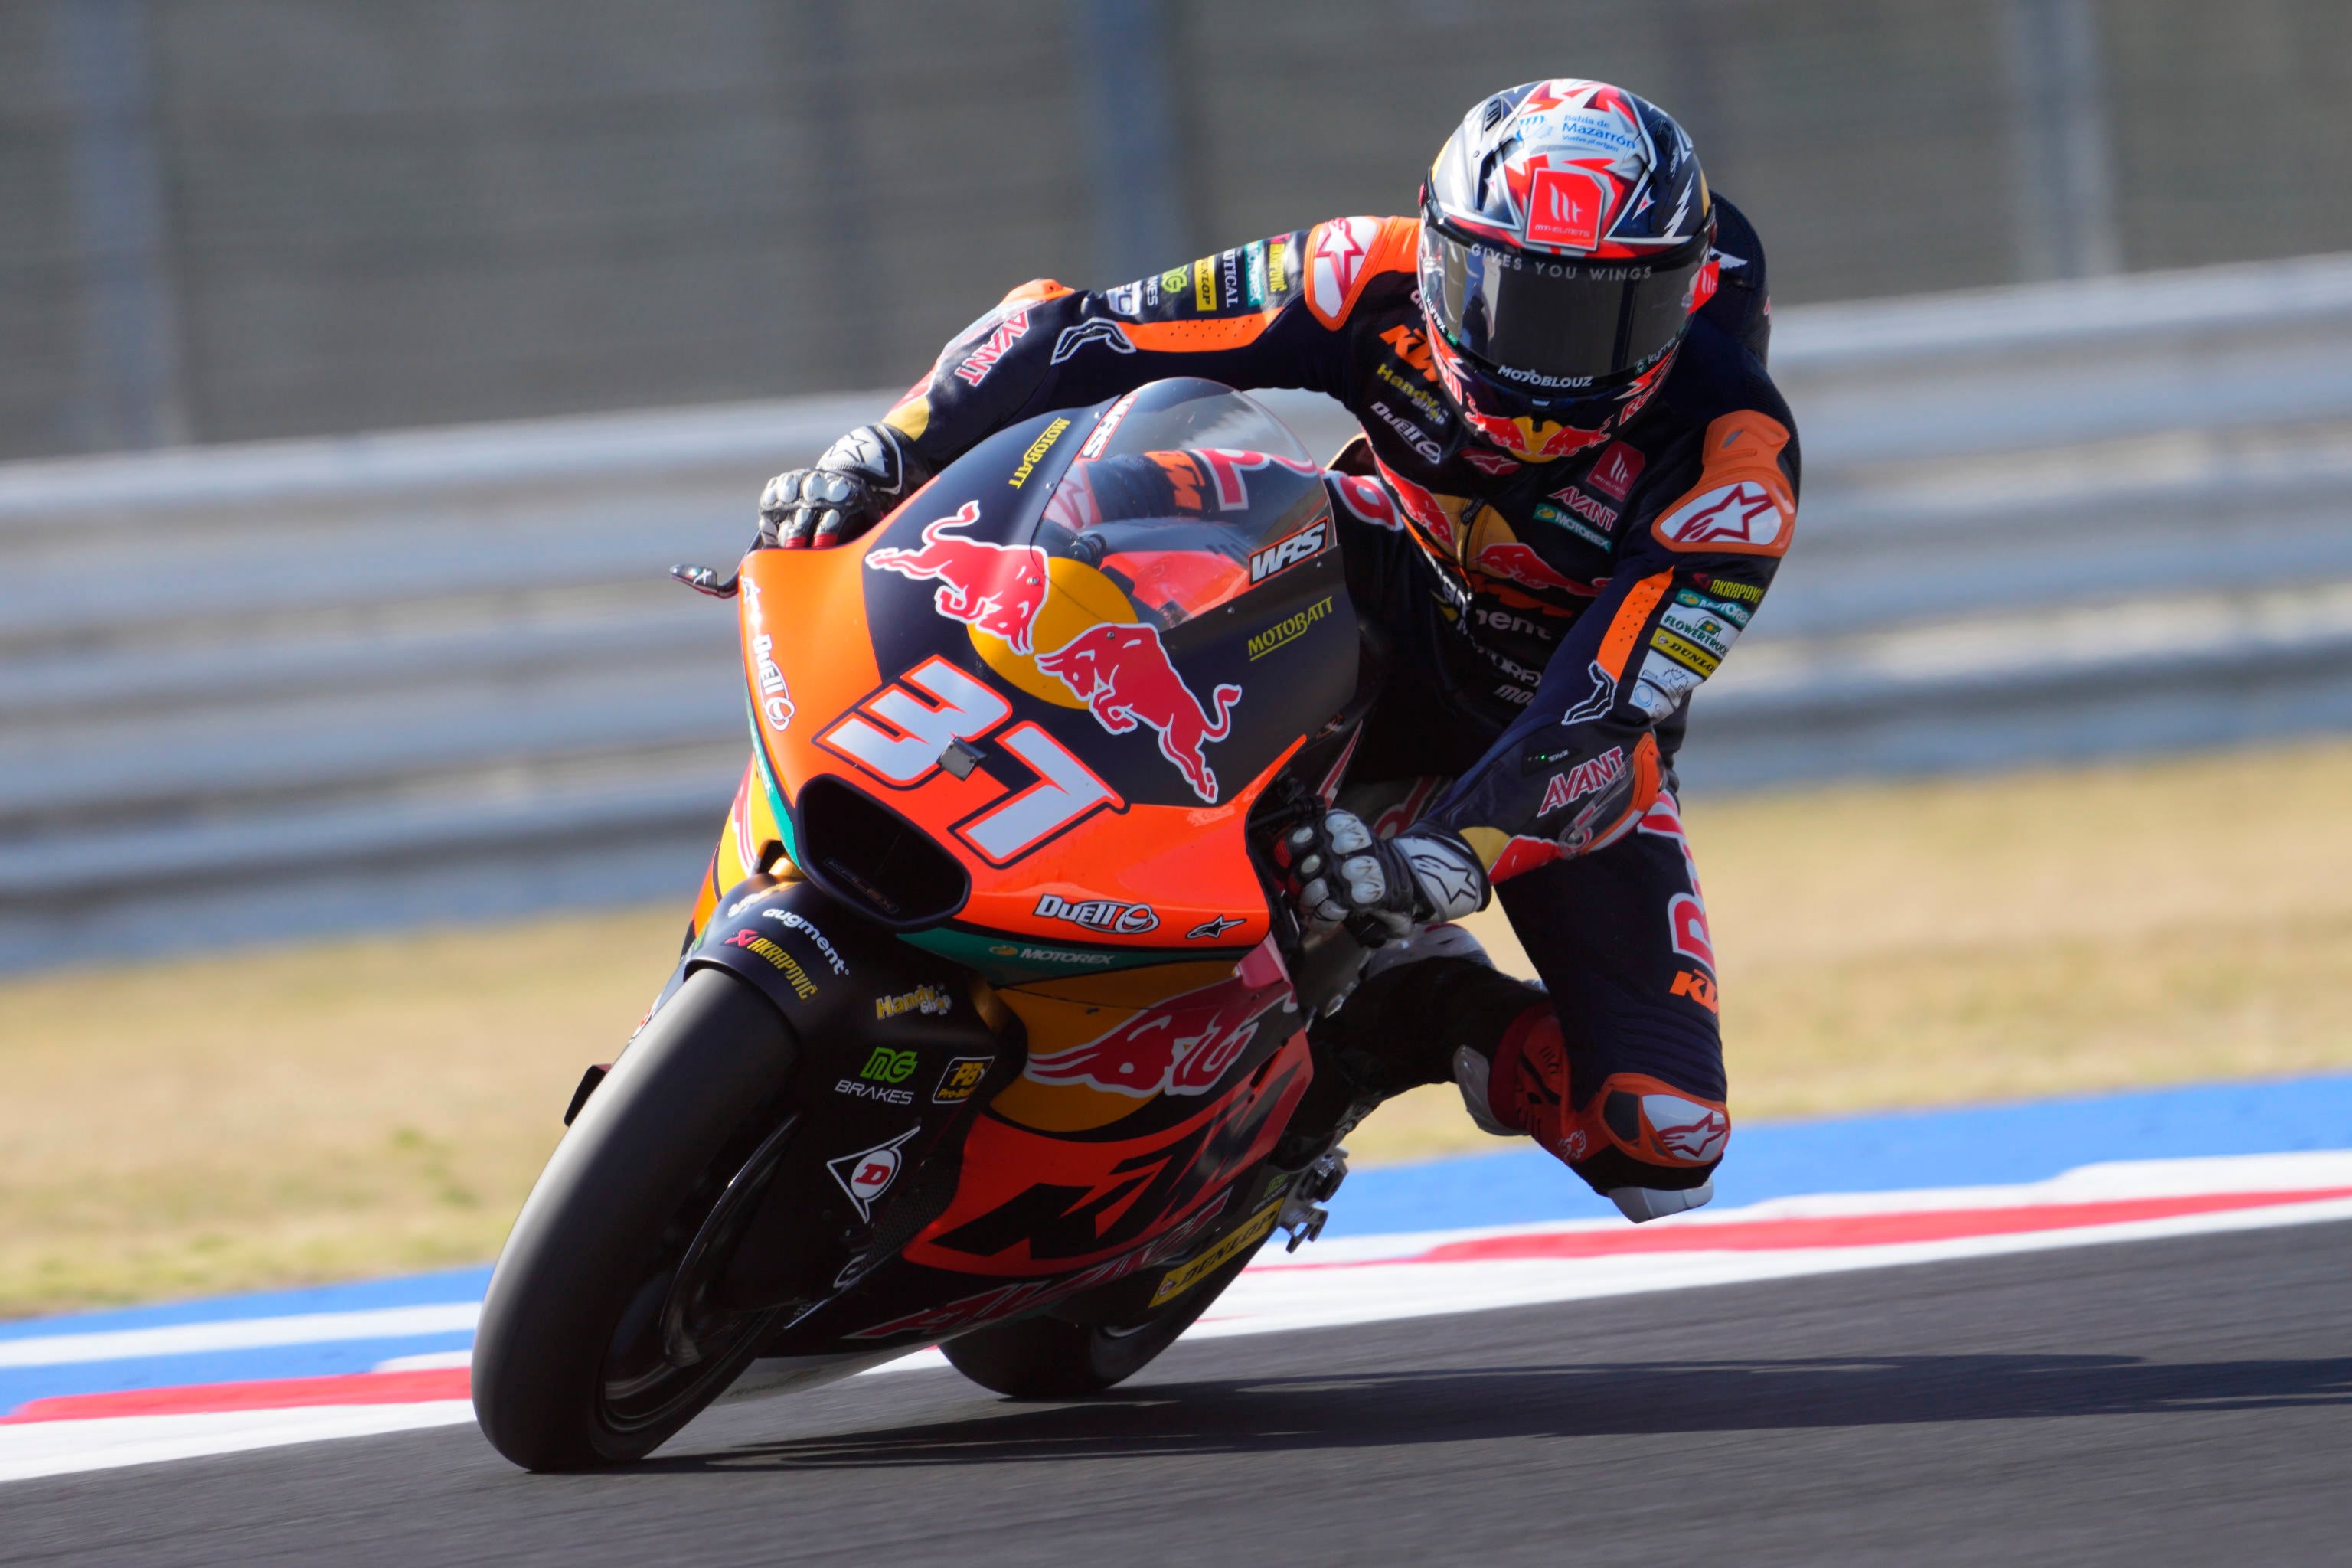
472;377;1390;1471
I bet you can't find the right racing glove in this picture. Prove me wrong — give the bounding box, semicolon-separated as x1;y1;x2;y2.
757;423;929;550
1274;809;1491;946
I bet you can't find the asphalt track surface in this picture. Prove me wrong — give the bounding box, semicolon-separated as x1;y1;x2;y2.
11;1220;2349;1567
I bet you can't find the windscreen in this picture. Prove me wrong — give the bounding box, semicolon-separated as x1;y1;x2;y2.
1031;380;1326;622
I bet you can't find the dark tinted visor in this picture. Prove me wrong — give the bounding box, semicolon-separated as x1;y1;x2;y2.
1418;217;1710;393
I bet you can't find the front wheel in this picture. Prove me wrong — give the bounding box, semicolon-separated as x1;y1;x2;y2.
472;968;800;1470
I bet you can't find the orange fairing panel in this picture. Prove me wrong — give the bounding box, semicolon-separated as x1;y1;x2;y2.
739;541;887;781
739;538;1289;953
903;1027;1312;1278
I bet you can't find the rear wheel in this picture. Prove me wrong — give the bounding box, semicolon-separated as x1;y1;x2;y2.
941;1241;1260;1399
472;968;800;1470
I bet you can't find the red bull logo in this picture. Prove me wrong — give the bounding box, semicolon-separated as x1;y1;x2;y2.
1472;541;1581;593
1026;975;1285;1098
1037;622;1241;805
1463;407;1609;462
1372;458;1457;551
865;500;1052;653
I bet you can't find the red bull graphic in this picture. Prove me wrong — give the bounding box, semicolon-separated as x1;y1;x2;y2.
865;501;1052;653
1025;958;1289;1097
1037;622;1241;805
1371;457;1459;552
1464;407;1609;462
1473;541;1594;596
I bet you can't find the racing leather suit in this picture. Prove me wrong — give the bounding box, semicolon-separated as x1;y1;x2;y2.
849;201;1797;1206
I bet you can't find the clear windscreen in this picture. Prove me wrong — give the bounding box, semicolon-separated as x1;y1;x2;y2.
1033;380;1327;622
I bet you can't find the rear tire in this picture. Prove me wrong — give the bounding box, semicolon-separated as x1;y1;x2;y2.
941;1243;1259;1399
472;968;799;1470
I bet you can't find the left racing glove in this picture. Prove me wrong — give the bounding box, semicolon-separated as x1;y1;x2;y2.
1274;809;1491;946
757;423;928;550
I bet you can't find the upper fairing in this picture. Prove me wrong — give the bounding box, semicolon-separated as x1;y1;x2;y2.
738;379;1359;975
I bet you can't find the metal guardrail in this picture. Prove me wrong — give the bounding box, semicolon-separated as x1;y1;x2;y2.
5;255;2350;971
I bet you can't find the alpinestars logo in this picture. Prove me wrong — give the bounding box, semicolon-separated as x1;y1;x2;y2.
1050;319;1135;364
1655;481;1788;551
1250;521;1328;583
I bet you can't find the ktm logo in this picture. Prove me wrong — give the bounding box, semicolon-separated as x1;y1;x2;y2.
1670;969;1718;1013
1378;325;1436;380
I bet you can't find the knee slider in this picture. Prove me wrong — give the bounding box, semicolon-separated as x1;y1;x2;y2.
1468;1011;1731;1214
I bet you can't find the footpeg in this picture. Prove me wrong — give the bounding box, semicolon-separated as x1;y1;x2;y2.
1279;1148;1348;1252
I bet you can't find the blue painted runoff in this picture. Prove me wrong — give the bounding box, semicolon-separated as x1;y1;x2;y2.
1324;1070;2352;1238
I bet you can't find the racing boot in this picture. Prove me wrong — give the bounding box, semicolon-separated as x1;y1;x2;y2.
1453;1004;1729;1223
1273;923;1541;1166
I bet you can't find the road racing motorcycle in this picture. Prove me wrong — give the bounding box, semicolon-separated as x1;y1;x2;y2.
473;378;1394;1470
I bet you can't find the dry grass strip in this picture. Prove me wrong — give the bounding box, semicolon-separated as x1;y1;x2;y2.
5;741;2350;1317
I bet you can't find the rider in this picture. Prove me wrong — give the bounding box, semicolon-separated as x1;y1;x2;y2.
756;80;1795;1224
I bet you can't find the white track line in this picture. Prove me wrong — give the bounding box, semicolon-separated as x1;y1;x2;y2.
6;1154;2351;1484
0;1403;476;1482
0;1304;480;1370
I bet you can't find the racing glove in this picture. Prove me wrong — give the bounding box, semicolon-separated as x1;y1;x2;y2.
1274;809;1491;946
757;423;928;550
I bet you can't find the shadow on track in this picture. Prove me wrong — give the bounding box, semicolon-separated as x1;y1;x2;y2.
649;1354;2352;1472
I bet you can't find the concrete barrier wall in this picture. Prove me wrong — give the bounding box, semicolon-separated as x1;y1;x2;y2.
4;256;2349;969
11;0;2352;458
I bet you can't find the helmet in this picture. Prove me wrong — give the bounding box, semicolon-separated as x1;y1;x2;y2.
1419;80;1718;461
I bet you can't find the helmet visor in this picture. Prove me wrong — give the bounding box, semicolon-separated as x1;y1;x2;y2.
1418;219;1710;394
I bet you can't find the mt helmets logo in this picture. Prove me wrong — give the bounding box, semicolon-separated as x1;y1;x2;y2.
1034;892;1159;936
827;1126;922;1223
1524;167;1606;251
1585;441;1646;501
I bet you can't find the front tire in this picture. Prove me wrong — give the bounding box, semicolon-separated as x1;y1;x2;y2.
472;968;799;1470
